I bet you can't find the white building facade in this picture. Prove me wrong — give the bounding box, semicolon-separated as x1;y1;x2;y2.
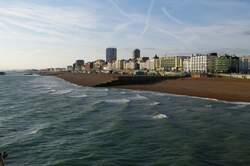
187;54;217;73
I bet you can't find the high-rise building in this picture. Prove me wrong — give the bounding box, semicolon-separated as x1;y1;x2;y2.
106;48;117;63
133;49;141;60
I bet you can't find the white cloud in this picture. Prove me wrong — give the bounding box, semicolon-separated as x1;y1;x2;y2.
0;3;97;38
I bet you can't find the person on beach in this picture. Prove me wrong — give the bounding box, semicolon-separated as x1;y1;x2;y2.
0;152;8;166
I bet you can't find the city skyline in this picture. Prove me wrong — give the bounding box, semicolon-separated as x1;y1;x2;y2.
1;0;250;70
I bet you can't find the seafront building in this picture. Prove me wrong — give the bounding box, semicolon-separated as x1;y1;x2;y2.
138;55;159;71
61;48;247;76
185;53;217;73
115;60;126;70
160;56;175;71
230;56;240;73
240;56;250;73
159;56;186;71
215;55;239;73
152;55;160;70
85;62;94;71
125;60;138;70
215;55;231;73
133;49;141;60
67;65;73;71
94;59;106;70
73;60;85;72
183;57;191;73
138;57;149;70
106;48;117;63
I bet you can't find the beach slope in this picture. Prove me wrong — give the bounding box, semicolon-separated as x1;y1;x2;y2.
56;72;250;102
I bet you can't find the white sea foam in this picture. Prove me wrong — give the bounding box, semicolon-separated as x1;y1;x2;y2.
153;113;168;119
150;102;160;106
229;104;249;109
29;128;41;135
205;104;212;108
151;92;167;96
52;89;73;95
94;88;109;92
70;94;88;98
222;101;250;105
104;99;130;104
130;94;148;100
28;124;48;135
160;93;250;105
49;89;57;93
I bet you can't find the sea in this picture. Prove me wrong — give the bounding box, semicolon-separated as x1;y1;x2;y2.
1;73;250;166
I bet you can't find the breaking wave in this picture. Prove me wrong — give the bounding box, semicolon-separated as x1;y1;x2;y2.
52;89;73;95
104;99;130;104
153;113;168;119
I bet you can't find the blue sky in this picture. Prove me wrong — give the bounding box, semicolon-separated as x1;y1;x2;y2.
0;0;250;69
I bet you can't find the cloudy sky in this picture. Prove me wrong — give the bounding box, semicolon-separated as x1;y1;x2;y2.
0;0;250;69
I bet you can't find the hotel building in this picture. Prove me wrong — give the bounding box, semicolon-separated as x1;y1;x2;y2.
159;56;187;71
187;53;217;73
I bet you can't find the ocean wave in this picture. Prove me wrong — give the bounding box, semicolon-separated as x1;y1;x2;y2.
51;89;73;95
28;123;50;135
49;89;57;93
104;99;130;104
221;101;250;106
129;94;148;101
161;93;249;104
151;92;167;96
93;88;109;92
70;94;88;98
228;104;249;109
150;102;160;106
205;104;212;108
29;128;42;135
153;113;168;119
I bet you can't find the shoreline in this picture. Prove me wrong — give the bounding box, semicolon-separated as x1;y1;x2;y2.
55;72;250;103
116;88;250;105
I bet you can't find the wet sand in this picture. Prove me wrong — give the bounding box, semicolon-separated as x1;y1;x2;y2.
57;72;250;102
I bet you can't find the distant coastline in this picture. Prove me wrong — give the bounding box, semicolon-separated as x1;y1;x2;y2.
47;72;250;103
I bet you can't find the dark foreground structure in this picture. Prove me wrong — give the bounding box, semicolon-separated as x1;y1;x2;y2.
0;152;7;166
